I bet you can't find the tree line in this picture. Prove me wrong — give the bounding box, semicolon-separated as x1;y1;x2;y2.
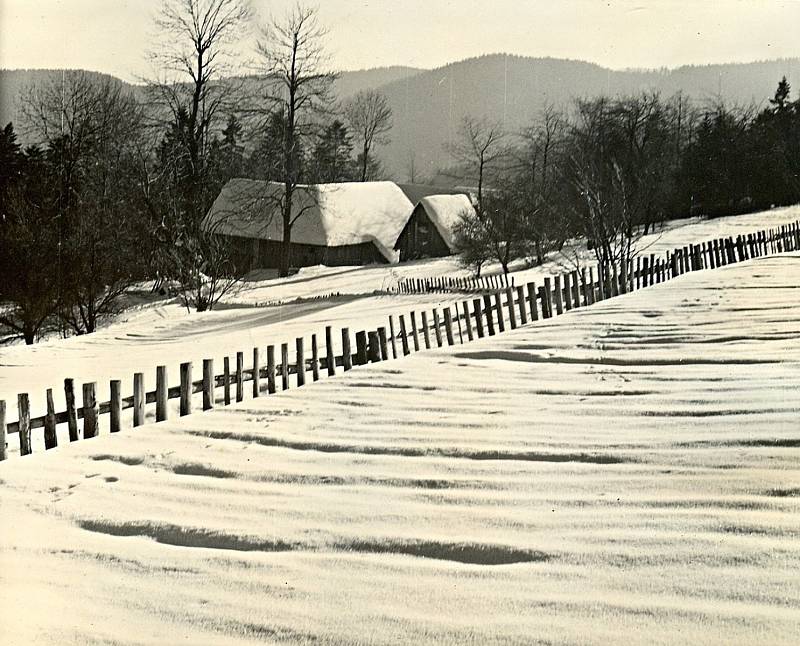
450;78;800;275
0;1;393;344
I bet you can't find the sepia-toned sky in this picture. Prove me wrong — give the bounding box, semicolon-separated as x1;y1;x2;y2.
1;0;799;81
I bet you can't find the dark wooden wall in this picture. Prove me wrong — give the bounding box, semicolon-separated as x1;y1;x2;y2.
224;235;388;271
394;206;451;261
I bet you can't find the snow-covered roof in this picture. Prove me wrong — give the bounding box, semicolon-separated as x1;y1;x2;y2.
396;183;463;205
413;193;476;251
204;179;415;262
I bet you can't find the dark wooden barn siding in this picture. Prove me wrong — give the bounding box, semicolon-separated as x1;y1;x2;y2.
223;235;387;271
394;206;451;261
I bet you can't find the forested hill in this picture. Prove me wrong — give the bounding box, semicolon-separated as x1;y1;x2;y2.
0;66;422;141
3;55;800;177
378;54;800;179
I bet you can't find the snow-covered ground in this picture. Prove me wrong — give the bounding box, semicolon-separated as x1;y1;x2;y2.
2;206;798;424
1;251;799;644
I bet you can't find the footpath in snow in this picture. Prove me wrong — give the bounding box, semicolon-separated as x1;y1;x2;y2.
1;252;799;645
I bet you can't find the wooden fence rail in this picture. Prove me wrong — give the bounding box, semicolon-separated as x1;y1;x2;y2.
2;220;799;460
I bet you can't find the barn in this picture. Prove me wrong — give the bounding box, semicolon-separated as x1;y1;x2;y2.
204;179;414;270
393;193;475;261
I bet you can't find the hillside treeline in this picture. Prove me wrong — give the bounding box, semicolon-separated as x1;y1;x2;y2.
452;77;800;274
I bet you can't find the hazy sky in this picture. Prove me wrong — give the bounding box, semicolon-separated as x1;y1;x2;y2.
2;0;799;81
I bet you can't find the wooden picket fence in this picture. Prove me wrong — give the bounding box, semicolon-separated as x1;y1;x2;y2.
1;220;799;461
395;271;514;294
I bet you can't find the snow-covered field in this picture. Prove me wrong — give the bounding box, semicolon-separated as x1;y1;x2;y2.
1;251;799;645
2;206;799;423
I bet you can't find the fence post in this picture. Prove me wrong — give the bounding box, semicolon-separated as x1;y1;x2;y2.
527;282;539;320
596;266;606;301
535;286;547;318
410;312;421;352
355;331;368;365
563;273;573;310
580;268;590;306
18;394;31;455
180;362;192;416
253;347;261;395
610;264;619;297
311;335;320;381
453;305;464;343
378;327;389;360
65;378;79;441
421;311;431;349
553;275;564;315
133;373;145;425
44;388;58;447
492;293;504;333
236;352;244;402
0;400;5;461
483;295;496;335
515;286;526;325
462;301;474;341
544;278;554;317
397;318;410;356
281;343;290;389
388;317;398;359
156;366;168;420
267;345;276;394
203;359;214;410
326;326;337;376
618;262;627;295
571;270;582;305
109;381;121;434
473;298;485;338
432;309;443;347
82;383;98;439
222;357;231;404
444;308;455;345
368;331;381;362
296;338;306;387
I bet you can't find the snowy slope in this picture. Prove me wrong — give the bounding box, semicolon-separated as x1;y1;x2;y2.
2;207;798;424
1;253;799;645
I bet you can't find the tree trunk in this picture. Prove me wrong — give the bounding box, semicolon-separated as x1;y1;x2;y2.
280;186;292;278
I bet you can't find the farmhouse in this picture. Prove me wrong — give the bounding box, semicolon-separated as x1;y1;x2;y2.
204;179;414;269
394;193;475;261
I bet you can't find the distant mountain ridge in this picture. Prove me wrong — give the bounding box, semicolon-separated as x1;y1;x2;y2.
4;54;800;178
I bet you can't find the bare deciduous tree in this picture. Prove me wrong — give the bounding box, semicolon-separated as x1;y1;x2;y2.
146;0;252;309
148;0;251;216
344;89;393;182
446;116;507;214
19;72;146;335
516;104;569;264
255;3;336;276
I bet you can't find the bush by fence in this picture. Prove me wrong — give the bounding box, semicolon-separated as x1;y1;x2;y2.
1;221;798;460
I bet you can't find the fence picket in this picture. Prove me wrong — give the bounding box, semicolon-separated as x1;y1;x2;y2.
65;378;79;441
18;394;31;455
134;373;145;425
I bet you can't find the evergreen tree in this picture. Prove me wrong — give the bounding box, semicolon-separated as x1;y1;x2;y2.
770;76;792;111
311;120;355;182
0;122;24;220
219;114;245;180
